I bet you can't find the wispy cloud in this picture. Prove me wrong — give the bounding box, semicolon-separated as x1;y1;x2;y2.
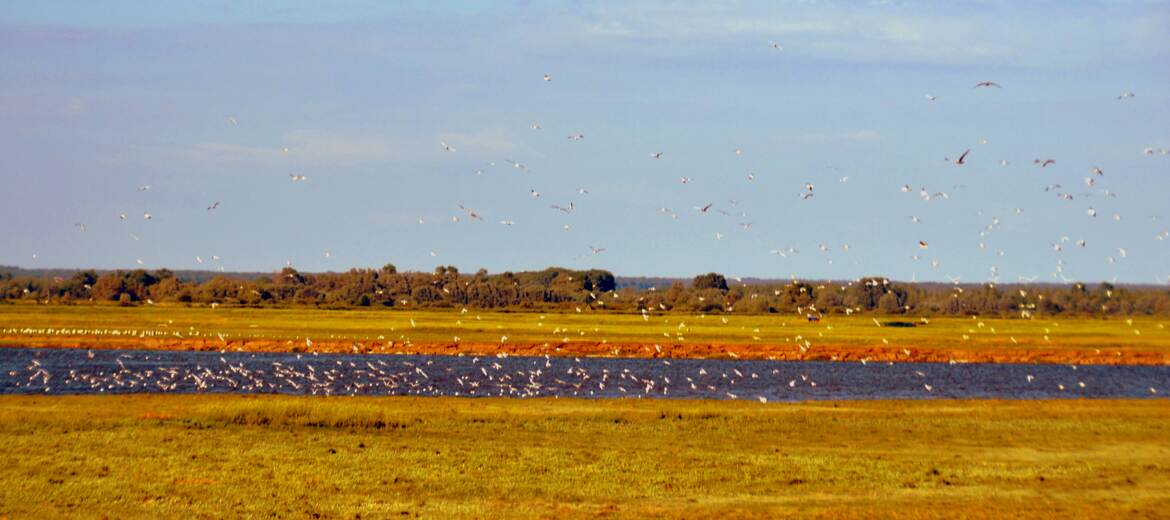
437;130;532;155
567;0;1169;66
105;128;539;171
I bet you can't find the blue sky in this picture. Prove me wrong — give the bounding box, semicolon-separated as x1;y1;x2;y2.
2;1;1168;283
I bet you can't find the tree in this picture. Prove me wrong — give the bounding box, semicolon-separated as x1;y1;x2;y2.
582;270;616;292
692;272;728;291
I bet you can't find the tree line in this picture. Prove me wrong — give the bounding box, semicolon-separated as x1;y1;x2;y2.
2;265;1169;317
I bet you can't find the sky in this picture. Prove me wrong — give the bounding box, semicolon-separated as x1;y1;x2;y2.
1;0;1169;283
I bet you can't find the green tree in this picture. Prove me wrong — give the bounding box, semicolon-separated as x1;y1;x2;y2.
692;272;728;291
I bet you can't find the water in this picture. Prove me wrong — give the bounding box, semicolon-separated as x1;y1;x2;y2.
2;347;1166;401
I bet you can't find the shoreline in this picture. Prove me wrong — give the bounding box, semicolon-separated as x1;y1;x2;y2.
4;335;1168;366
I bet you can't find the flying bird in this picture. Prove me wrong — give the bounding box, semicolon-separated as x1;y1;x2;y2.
457;204;484;221
1034;159;1056;167
696;203;713;213
948;149;971;165
543;74;552;82
440;140;456;152
768;40;782;50
289;174;307;181
650;152;663;160
974;81;1002;88
207;202;220;211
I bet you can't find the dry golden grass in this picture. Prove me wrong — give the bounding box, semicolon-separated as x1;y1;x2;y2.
1;395;1168;518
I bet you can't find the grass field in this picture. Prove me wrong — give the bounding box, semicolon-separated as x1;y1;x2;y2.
0;395;1167;518
2;304;1168;364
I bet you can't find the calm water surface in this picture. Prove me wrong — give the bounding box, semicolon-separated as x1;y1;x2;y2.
2;347;1167;401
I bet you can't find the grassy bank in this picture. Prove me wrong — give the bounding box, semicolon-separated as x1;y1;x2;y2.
2;304;1168;365
1;395;1168;518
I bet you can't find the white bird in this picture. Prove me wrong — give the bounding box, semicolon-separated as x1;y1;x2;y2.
543;74;552;82
1117;91;1135;100
143;212;153;220
588;245;606;255
768;40;782;50
440;140;455;152
650;152;663;160
925;94;937;102
530;189;540;198
289;174;307;182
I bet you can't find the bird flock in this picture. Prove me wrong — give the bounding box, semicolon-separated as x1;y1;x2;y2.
2;348;1164;400
34;38;1167;288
